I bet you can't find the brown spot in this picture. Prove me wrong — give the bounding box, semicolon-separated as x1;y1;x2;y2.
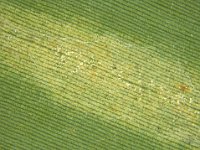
176;83;190;93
